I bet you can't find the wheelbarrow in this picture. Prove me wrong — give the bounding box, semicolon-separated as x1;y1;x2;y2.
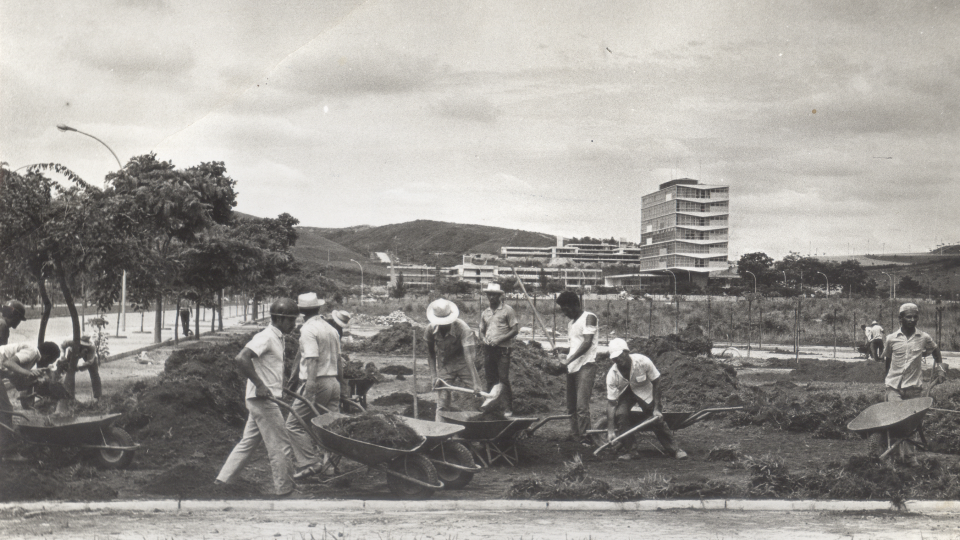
438;410;570;467
269;395;444;499
401;416;482;490
344;378;377;408
590;406;744;456
847;397;934;460
0;409;138;469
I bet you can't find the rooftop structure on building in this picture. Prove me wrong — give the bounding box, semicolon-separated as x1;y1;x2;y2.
640;178;729;287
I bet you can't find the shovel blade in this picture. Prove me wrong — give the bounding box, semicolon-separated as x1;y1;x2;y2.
480;383;503;410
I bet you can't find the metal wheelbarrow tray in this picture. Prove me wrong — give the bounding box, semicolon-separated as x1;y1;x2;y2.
847;397;933;459
401;417;481;489
438;411;570;466
1;410;138;469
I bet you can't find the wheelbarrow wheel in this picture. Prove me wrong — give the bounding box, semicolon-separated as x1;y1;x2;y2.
431;441;475;490
868;431;890;458
386;454;438;500
94;426;135;469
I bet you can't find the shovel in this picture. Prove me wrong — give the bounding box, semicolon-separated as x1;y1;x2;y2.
433;379;503;410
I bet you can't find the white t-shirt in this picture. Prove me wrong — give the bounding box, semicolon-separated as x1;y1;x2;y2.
869;325;884;341
606;353;660;403
0;343;40;377
243;325;286;399
298;316;341;379
566;311;597;374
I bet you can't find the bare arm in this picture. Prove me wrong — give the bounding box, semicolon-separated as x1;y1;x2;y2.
650;376;663;417
606;400;618;439
302;356;320;401
462;330;482;392
2;352;39;377
236;347;270;399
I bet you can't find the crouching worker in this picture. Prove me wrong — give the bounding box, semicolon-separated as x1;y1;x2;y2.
426;299;482;423
216;298;298;498
0;342;60;462
286;293;343;481
604;338;687;461
60;335;102;402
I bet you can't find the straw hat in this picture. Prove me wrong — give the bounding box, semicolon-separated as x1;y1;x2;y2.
483;283;505;295
331;310;352;328
426;299;459;325
297;292;325;311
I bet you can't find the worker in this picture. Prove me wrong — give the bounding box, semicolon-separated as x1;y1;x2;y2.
869;320;884;361
285;293;344;481
604;338;687;460
556;291;598;447
179;304;192;337
0;300;27;345
60;335;102;402
425;298;482;423
880;303;944;466
324;309;354;406
216;298;298;497
858;324;871;358
0;342;60;462
478;283;519;416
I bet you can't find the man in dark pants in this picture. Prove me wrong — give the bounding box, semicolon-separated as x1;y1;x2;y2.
604;338;686;460
556;291;598;447
479;283;519;416
869;320;884;361
179;305;192;337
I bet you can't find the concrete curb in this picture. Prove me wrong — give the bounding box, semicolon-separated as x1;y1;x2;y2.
4;499;960;514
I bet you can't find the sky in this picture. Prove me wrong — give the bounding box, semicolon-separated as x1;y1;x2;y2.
2;0;958;260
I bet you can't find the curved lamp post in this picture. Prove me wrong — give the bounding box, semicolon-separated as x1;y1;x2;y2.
745;270;757;294
817;271;829;297
881;272;894;299
350;259;364;308
57;124;127;332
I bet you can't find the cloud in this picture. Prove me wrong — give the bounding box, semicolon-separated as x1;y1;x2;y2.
67;34;194;79
433;95;500;123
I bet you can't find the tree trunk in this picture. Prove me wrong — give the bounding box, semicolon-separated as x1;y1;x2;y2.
154;293;163;343
54;258;81;400
174;297;180;347
37;276;53;345
195;302;201;340
217;290;223;331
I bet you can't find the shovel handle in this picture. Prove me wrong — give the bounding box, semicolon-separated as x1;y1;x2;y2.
433;379;482;396
593;416;661;456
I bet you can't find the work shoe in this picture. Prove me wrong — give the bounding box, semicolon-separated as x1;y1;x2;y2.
674;450;688;460
293;462;325;480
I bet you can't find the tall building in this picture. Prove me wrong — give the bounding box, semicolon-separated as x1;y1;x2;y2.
640;178;729;288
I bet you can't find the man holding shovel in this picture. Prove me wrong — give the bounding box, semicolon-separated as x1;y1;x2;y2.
479;283;519;416
425;298;482;422
556;291;598;447
604;338;686;460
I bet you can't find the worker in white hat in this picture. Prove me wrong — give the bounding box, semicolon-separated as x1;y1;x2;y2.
425;298;482;422
868;320;884;361
604;338;687;460
880;302;944;466
478;283;519;416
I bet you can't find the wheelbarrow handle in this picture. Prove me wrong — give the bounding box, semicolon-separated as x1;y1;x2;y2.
283;387;366;414
593;416;661;456
523;415;571;437
264;395;328;449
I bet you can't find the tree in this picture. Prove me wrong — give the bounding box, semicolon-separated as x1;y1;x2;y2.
538;268;548;290
391;272;406;299
898;275;922;296
738;252;775;287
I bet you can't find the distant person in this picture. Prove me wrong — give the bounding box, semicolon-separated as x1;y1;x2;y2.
880;303;944;466
479;283;519;416
556;291;598;447
604;338;686;460
425;299;482;423
179;305;192;337
216;298;298;497
0;342;60;462
60;335;102;401
285;293;344;481
858;324;871;358
868;320;884;361
0;300;27;346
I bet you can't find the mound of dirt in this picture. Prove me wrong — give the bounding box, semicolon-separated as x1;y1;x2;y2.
371;392;415;406
343;359;384;382
346;322;427;356
380;365;413;376
479;341;562;415
730;385;883;439
628;328;714;360
327;412;421;449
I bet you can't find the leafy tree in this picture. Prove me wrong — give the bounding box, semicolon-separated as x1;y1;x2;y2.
738;252;775;288
538;268;548;290
497;277;519;294
898;275;922;296
391;272;406;299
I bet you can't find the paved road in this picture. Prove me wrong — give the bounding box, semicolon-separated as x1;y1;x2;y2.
3;506;960;539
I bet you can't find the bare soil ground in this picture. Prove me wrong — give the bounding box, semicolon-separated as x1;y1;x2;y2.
3;323;960;504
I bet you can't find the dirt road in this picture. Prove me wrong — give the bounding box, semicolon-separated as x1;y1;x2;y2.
3;505;960;539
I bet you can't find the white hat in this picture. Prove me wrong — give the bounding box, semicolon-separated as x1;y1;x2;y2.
871;321;878;325
426;299;459;325
608;338;630;359
297;292;325;310
899;303;919;314
483;283;505;295
331;310;352;328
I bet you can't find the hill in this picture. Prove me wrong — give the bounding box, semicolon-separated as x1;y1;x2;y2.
313;219;556;267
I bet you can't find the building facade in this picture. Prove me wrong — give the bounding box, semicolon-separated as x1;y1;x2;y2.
640;178;729;287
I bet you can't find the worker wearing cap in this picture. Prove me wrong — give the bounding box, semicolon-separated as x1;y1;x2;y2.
1;342;60;461
0;300;27;346
868;320;884;361
881;303;944;466
60;335;102;401
425;298;482;423
285;293;344;480
604;338;687;460
479;283;519;416
556;290;598;447
216;298;298;497
324;310;354;406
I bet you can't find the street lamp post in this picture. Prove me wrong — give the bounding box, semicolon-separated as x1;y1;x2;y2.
745;270;757;294
881;272;894;299
817;271;829;297
57;124;128;333
350;259;364;309
782;270;787;287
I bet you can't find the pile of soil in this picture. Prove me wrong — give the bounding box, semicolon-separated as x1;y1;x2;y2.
380;365;413;376
628;326;714;360
478;341;562;415
730;385;883;439
327;412;421;449
401;399;437;420
371;392;415;406
345;322;427;356
342;358;384;382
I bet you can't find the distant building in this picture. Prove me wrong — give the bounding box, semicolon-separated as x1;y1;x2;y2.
640;178;729;288
451;264;602;289
501;235;643;265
